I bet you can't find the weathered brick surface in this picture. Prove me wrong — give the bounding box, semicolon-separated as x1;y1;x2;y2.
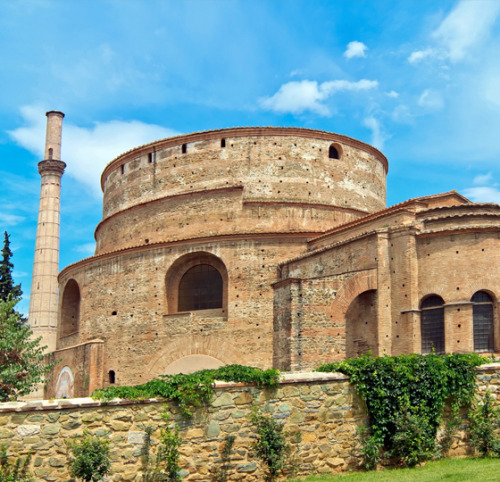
276;198;500;369
48;128;499;397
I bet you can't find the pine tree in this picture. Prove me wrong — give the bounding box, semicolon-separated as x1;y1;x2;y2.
0;232;22;302
0;298;53;401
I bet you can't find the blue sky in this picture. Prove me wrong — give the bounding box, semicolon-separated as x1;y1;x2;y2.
1;0;499;315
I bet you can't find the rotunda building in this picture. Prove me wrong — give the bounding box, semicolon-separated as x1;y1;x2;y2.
50;127;388;397
46;125;500;400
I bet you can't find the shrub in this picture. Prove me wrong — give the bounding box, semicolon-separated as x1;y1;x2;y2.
66;431;111;481
249;407;292;482
469;390;500;457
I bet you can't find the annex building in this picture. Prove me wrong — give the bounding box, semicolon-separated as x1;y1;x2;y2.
28;117;499;399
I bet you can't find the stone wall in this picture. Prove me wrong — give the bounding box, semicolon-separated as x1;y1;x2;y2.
2;366;500;481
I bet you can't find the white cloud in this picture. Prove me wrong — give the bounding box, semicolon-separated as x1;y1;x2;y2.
386;91;399;98
0;213;25;226
473;172;493;185
432;0;500;62
260;79;378;115
408;48;435;64
344;41;368;59
463;186;500;203
8;105;180;196
363;116;388;150
417;89;444;110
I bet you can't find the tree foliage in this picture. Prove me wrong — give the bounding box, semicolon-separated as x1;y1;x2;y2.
0;299;53;401
141;412;183;481
66;431;111;481
0;232;22;303
249;407;293;482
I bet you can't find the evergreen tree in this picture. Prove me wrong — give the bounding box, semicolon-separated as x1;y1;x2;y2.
0;298;53;401
0;232;22;302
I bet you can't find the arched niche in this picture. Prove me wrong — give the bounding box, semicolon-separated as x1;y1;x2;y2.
55;366;74;399
60;279;80;337
345;289;378;358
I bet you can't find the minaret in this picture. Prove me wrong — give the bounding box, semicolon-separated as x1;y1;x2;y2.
28;111;66;353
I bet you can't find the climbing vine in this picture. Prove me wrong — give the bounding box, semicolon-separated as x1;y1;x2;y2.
317;353;487;467
92;365;280;417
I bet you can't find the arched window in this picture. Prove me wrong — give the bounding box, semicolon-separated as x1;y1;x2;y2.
60;279;80;337
178;264;223;311
165;252;228;315
472;291;494;352
329;144;340;159
109;370;116;384
420;295;445;354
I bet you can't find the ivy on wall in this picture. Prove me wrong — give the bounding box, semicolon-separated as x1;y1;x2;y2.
316;353;488;467
92;365;280;417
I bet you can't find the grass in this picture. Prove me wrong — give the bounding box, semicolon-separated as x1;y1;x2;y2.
289;458;500;481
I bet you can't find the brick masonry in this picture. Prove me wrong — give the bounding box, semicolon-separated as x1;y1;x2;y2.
45;127;500;398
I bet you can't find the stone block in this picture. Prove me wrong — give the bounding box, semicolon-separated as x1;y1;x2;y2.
17;424;41;437
127;431;146;445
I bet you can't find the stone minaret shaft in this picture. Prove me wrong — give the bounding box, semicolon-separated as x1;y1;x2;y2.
28;111;66;353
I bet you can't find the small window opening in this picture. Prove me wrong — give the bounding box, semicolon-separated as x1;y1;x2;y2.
148;152;153;163
121;165;125;175
182;144;187;154
112;310;117;316
329;144;340;159
221;138;226;148
109;370;115;384
48;147;53;159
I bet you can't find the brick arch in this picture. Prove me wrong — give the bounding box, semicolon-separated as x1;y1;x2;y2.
145;334;241;378
330;269;378;321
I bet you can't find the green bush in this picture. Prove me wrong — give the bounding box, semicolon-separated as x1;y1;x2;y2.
249;407;293;482
390;409;437;467
0;445;33;482
468;390;500;457
66;431;111;481
357;426;382;470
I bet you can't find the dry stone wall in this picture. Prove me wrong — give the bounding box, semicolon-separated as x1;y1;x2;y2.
3;366;500;481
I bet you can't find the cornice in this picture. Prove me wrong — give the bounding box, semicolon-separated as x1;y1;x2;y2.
95;185;244;238
38;159;66;176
